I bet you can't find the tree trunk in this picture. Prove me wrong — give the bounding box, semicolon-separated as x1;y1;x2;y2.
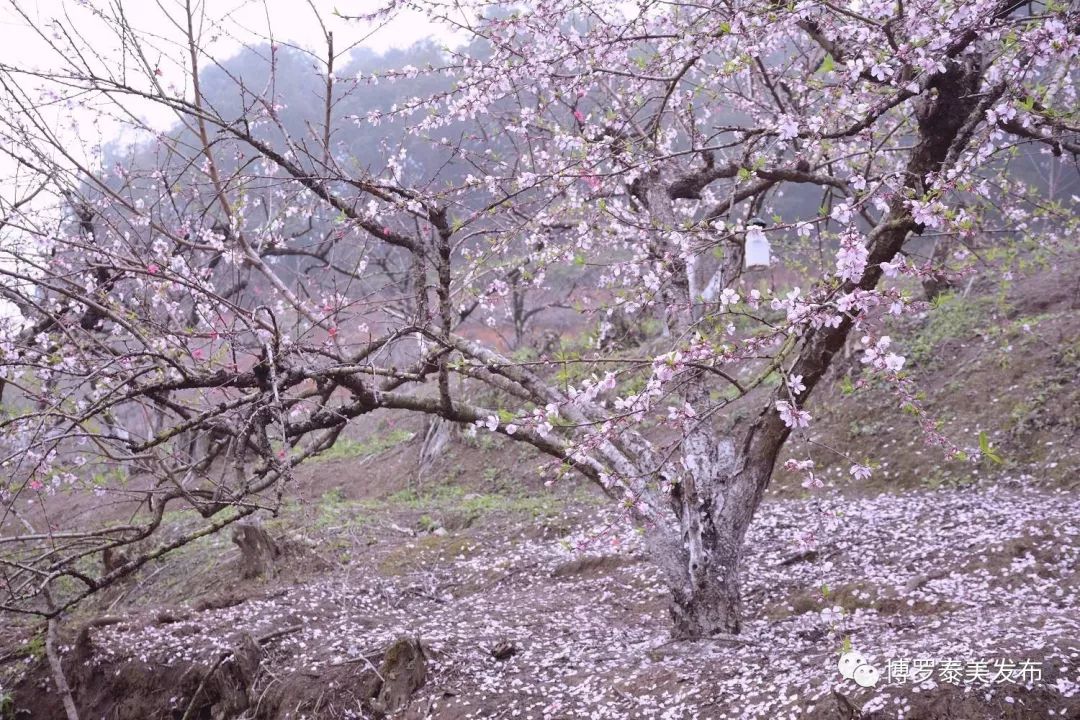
668;534;743;638
232;523;282;579
646;433;759;639
647;484;755;639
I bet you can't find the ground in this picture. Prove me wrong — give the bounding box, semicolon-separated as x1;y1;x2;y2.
6;481;1078;719
1;259;1078;719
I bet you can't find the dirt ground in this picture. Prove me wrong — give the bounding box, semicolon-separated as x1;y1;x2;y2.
4;476;1079;719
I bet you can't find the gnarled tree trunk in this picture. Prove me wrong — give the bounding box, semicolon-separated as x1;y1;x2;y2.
665;527;745;638
232;523;282;579
649;425;783;638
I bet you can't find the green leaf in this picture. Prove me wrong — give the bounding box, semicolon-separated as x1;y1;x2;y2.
979;431;1004;465
819;54;835;74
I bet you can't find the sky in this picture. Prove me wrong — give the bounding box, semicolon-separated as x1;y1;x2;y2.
0;0;462;318
1;0;462;128
0;1;456;64
0;0;461;186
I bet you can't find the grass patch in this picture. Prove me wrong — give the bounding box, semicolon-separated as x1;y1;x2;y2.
316;429;415;462
311;488;374;530
374;483;568;519
21;631;44;662
909;292;999;366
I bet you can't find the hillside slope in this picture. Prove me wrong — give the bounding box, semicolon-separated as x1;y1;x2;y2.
2;258;1078;719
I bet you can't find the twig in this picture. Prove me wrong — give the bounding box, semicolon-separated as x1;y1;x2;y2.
46;618;80;720
106;564;167;612
180;624;303;720
256;624;303;646
329;651;384;682
777;549;820;567
179;651;229;720
0;649;25;666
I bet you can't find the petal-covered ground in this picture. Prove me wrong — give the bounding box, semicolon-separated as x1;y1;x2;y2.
57;482;1079;719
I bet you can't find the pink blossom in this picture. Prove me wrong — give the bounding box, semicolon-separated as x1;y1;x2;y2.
835;232;869;283
597;372;617;393
861;336;906;373
880;254;905;277
849;464;872;481
776;115;799;140
783;458;814;473
831;202;853;224
909;199;946;228
775;400;811;429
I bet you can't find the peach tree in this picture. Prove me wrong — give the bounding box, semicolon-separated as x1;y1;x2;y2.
0;0;1076;637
